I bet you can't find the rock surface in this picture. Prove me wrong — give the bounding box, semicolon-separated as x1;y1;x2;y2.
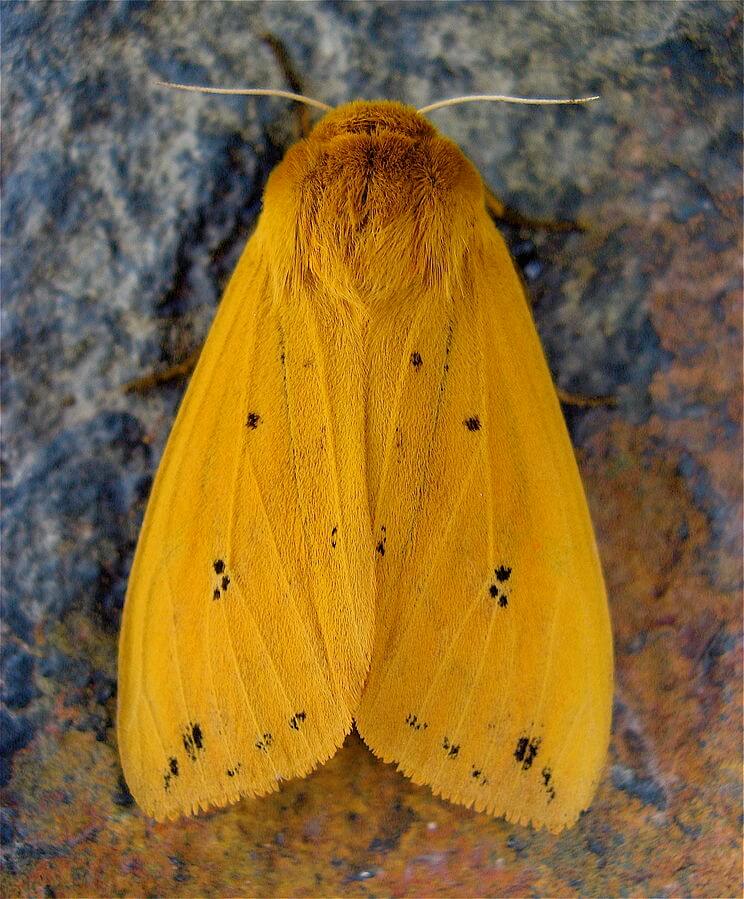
1;2;741;896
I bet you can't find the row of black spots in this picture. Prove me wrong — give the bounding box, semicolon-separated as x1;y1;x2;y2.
514;735;541;771
464;416;481;432
405;713;428;731
331;526;338;549
410;350;423;369
541;766;556;803
444;321;454;366
246;411;261;429
437;322;454;397
470;765;489;787
376;524;387;557
488;564;512;606
163;756;180;792
442;736;460;759
255;732;273;752
226;762;242;778
289;710;307;731
182;723;204;762
212;559;231;601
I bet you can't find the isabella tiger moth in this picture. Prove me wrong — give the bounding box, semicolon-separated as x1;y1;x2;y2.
117;98;613;832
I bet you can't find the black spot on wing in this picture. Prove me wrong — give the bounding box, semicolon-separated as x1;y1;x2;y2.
464;416;481;432
470;765;489;786
289;711;307;731
410;351;423;369
163;756;179;792
489;565;512;606
542;766;556;803
246;411;261;429
226;762;242;777
331;526;338;548
376;524;387;557
211;561;231;600
514;735;540;770
183;723;205;762
255;732;273;752
442;736;460;759
435;322;454;400
405;713;428;731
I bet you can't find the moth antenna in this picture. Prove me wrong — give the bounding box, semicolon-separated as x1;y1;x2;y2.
155;81;332;112
418;94;599;114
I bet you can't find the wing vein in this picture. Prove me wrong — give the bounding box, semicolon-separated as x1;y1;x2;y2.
205;273;269;782
399;573;493;758
366;310;458;712
243;435;337;721
429;576;500;788
426;286;496;787
276;320;335;688
143;692;168;758
223;362;317;765
398;313;456;554
372;300;432;525
369;452;481;718
217;595;282;780
163;574;212;797
303;297;362;670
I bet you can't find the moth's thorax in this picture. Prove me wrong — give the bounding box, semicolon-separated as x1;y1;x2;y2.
261;101;485;296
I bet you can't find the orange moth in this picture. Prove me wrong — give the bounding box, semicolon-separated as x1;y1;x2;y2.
117;89;613;832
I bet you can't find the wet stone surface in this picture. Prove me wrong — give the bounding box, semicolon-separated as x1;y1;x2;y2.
1;2;741;896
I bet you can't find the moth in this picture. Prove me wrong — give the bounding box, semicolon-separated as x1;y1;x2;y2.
118;92;613;832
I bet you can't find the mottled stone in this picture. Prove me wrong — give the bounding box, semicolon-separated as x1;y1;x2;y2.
1;2;741;897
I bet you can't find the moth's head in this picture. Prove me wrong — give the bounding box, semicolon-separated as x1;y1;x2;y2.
307;100;437;142
262;100;484;293
295;100;482;209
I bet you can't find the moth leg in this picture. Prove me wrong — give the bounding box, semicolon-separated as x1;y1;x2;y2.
556;386;617;408
485;187;585;233
261;33;312;138
123;347;201;394
486;188;615;408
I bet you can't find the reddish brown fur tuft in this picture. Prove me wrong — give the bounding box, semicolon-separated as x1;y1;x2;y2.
260;101;485;299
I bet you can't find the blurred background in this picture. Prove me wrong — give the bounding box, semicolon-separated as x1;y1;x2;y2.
1;2;741;896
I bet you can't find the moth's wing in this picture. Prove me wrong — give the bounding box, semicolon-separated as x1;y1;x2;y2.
356;219;613;832
117;229;374;820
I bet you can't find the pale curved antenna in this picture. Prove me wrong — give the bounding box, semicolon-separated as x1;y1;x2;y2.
155;81;332;112
418;94;600;114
